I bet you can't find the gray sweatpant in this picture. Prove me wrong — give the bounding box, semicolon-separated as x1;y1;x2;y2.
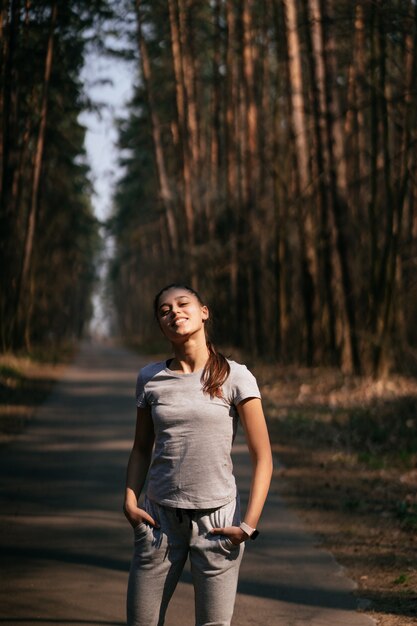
126;496;245;626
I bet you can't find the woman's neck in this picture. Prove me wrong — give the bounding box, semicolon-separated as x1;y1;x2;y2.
169;339;209;373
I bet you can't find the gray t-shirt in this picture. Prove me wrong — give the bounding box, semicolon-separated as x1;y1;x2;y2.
135;359;261;509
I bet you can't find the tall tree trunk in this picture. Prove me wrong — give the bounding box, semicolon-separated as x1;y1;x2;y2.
271;0;286;358
282;0;318;365
367;0;379;368
258;0;275;355
242;0;266;354
178;0;200;169
373;0;416;374
178;0;202;250
225;0;240;345
344;3;367;214
236;0;259;353
304;0;338;364
0;0;20;206
242;0;258;206
134;0;179;264
319;0;362;374
343;1;368;339
371;1;395;374
14;0;57;348
0;3;7;201
168;0;197;287
0;0;20;348
206;0;222;241
400;1;417;315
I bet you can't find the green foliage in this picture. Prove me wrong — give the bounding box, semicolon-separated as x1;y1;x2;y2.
0;0;120;353
395;500;417;530
392;573;409;585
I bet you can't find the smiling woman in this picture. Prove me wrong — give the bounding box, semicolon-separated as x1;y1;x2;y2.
123;283;273;626
156;287;209;341
154;284;230;399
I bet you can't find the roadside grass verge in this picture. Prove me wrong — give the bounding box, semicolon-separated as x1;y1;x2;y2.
0;346;73;440
250;361;417;625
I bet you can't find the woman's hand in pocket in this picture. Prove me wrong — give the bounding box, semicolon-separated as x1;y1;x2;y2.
123;503;159;529
210;525;247;545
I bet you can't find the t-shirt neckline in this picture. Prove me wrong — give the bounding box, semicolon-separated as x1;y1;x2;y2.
164;358;204;377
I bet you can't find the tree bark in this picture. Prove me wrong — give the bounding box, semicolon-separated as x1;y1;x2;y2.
319;0;362;374
178;0;200;169
168;0;196;286
135;0;179;262
344;3;367;213
304;0;338;364
14;0;57;347
0;0;20;348
206;0;222;241
282;0;318;364
372;0;416;375
0;0;20;207
242;0;259;205
225;0;240;344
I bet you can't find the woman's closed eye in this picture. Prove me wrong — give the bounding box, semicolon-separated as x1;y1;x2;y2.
159;301;189;316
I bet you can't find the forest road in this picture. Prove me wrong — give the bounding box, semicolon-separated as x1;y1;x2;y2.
0;341;376;626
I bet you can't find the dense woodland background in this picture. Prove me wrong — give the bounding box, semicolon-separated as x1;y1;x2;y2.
0;0;113;352
1;0;417;377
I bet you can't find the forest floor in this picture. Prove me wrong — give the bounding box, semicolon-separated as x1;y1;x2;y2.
250;359;417;626
1;345;416;625
0;349;71;444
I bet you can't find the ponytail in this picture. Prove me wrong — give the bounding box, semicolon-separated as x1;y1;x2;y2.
201;340;230;398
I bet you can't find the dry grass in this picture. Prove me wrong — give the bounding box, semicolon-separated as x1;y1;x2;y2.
0;352;70;443
250;361;417;626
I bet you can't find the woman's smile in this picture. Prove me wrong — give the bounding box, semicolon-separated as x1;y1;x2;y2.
171;317;189;328
172;316;188;323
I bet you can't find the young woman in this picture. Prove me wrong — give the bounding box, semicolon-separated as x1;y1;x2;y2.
124;284;273;626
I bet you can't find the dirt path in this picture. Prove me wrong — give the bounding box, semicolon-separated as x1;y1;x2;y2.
0;341;376;625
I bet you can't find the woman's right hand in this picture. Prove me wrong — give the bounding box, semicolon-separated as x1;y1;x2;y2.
123;503;159;529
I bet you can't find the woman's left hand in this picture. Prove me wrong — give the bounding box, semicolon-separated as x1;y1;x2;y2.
210;525;248;545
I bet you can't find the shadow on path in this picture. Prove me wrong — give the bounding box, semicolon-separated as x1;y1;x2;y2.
0;342;377;626
0;617;126;626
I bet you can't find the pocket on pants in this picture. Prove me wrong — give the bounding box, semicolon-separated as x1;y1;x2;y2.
133;521;152;545
133;521;148;535
213;496;241;528
207;496;243;557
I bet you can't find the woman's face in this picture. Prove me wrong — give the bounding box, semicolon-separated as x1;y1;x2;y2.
156;288;209;341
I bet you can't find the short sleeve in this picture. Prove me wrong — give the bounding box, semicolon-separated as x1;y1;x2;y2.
230;364;261;406
135;370;148;408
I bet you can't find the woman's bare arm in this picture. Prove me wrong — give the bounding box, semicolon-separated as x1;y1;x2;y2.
123;406;158;528
211;397;273;543
237;397;273;529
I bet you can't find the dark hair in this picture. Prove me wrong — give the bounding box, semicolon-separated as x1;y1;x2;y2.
153;283;230;398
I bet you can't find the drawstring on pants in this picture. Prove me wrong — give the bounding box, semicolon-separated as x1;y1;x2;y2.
175;508;195;529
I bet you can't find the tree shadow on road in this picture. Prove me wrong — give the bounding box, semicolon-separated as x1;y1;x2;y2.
1;545;129;573
0;617;125;626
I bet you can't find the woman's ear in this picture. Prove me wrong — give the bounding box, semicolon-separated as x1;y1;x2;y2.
202;305;209;321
